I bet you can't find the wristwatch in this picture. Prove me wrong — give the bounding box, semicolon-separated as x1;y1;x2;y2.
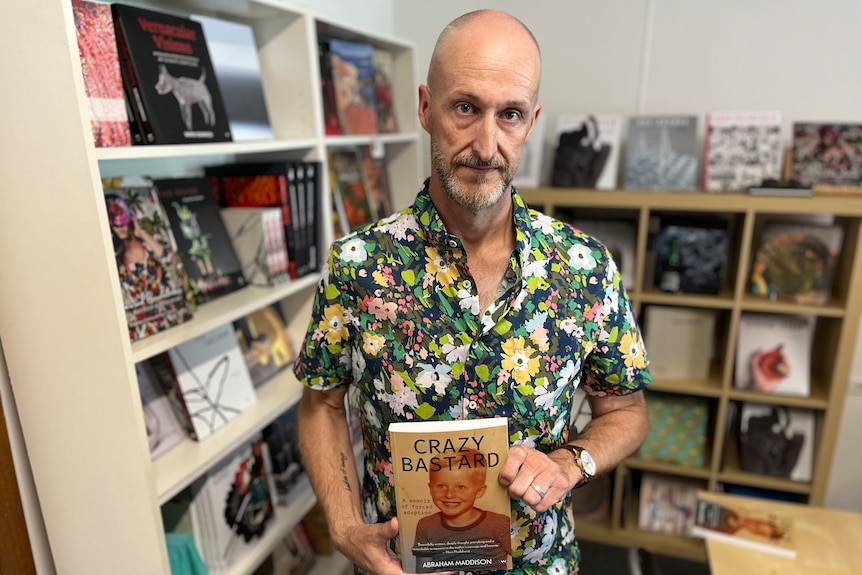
558;444;596;488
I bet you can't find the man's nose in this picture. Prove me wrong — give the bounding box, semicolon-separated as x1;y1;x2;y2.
472;113;500;162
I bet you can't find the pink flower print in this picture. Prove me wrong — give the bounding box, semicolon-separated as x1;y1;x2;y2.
368;298;397;322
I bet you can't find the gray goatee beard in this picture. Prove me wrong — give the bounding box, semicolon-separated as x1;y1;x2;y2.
430;134;518;214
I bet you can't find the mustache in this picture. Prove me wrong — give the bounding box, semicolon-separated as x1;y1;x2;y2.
455;154;507;170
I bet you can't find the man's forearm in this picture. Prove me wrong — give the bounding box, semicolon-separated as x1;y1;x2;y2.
298;387;364;542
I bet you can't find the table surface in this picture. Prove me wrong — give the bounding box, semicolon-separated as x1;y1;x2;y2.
701;492;862;575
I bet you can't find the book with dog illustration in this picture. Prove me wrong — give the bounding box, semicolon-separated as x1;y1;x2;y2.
389;418;512;573
112;3;232;144
71;0;133;147
154;177;246;304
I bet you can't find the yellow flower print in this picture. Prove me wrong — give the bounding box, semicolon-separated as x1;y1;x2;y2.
362;332;386;356
502;337;540;385
424;246;459;286
319;304;348;345
620;331;646;369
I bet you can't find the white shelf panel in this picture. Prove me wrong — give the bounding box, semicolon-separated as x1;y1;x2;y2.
154;371;303;504
95;138;318;162
324;132;421;148
131;274;319;363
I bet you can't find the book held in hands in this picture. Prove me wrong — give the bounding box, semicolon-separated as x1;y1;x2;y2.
389;418;512;573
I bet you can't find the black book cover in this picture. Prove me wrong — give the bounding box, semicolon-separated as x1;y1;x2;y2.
155;177;245;303
112;3;232;144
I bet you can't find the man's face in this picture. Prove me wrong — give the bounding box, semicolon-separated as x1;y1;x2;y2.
419;21;541;213
428;467;487;520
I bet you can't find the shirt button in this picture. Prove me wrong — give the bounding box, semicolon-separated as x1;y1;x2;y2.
448;239;458;248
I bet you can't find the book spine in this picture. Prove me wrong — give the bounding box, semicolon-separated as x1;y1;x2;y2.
318;40;341;136
112;10;156;145
286;164;307;277
306;161;320;272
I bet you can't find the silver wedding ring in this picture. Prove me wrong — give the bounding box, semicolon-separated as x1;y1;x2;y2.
531;482;547;498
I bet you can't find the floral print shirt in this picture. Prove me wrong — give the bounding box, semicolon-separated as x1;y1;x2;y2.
294;181;650;574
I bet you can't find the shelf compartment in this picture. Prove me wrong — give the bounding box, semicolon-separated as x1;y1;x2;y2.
154;371;303;504
623;458;712;481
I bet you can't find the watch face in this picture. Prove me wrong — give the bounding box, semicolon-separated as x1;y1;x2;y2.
581;449;597;475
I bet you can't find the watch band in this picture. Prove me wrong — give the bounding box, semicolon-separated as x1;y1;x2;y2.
558;444;595;488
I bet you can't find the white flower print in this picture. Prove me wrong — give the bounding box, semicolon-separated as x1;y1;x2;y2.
532;212;554;235
363;402;381;428
560;318;578;335
441;341;469;364
340;237;368;263
567;244;596;270
351;347;367;381
547;558;568;575
457;288;479;316
364;497;378;523
385;386;419;416
522;258;548;279
416;363;451;395
383;213;418;241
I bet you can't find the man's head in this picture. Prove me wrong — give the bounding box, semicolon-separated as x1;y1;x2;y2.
419;10;542;213
428;449;489;520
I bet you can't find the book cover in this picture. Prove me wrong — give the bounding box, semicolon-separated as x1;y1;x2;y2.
135;360;186;459
71;0;133;147
638;392;709;469
551;114;622;189
112;4;232;144
703;111;783;192
691;495;796;558
318;40;341;136
165;323;258;441
302;161;321;273
328;38;379;135
566;217;636;289
198;435;275;572
155;177;246;303
329;148;374;231
624;115;699;190
749;221;844;305
653;219;729;295
261;402;308;507
232;304;296;388
372;48;399;133
738;402;815;482
389;418;512;573
220;207;290;287
792;122;862;188
511;113;547;190
734;313;815;397
644;306;716;380
191;14;274;142
102;176;193;342
637;472;700;536
359;145;395;220
269;523;316;575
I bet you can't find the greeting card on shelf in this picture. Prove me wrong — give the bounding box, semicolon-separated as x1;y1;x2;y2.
691;495;796;558
551;114;621;189
735;313;814;397
389;418;512;573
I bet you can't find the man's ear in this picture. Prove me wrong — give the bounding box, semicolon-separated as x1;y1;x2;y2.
418;84;432;134
525;103;542;141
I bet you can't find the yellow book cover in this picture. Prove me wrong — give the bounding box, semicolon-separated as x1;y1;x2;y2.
388;418;512;573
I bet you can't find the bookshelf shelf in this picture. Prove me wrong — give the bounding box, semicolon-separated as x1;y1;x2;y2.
521;187;862;561
0;1;420;573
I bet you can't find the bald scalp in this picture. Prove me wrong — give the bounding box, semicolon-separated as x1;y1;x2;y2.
427;9;541;91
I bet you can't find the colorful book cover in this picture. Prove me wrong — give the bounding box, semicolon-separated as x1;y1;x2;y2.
261;402;308;507
359;145;395;220
372;48;399;133
165;323;258;441
749;221;844;305
136;360;186;459
792;122;862;188
637;472;700;536
112;3;232;144
389;418;512;573
738;402;815;482
71;0;132;147
624;115;699;190
102;176;193;342
328;38;379;135
637;392;709;469
551;114;622;189
155;177;246;303
232;304;296;388
704;111;783;192
511;112;547;190
192;14;274;141
691;496;796;558
329;148;374;231
734;313;815;397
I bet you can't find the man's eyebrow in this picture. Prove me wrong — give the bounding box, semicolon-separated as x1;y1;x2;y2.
449;91;531;110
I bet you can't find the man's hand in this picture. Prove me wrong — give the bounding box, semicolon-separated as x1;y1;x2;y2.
497;444;580;513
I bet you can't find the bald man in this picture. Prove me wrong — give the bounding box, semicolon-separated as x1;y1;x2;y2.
295;10;650;574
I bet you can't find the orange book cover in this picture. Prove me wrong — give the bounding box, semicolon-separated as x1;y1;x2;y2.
691;496;796;558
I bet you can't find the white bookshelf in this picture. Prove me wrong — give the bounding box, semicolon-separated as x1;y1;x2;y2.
0;1;420;573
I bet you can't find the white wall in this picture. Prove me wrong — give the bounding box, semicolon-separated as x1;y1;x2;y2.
394;0;862;511
298;0;393;36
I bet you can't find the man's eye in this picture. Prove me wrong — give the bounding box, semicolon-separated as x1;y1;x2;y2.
457;103;473;113
503;110;522;121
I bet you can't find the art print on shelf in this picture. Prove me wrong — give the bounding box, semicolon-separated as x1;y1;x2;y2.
155;177;246;304
691;495;796;558
112;3;232;144
511;112;547;190
703;111;783;192
328;38;379;135
624;115;699;190
71;0;132;147
192;14;274;142
734;313;815;397
389;418;512;573
738;402;815;482
166;323;258;441
102;176;193;342
749;221;843;305
792;122;862;188
551;114;621;189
